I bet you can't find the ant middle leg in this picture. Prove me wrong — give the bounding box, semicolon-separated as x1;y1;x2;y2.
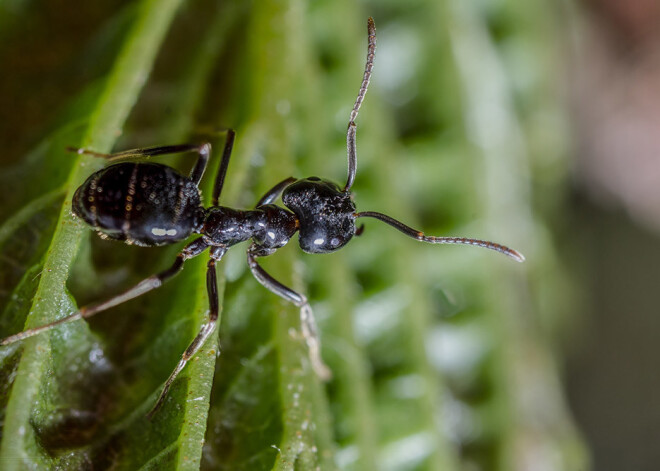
255;177;297;207
0;238;209;346
246;244;331;380
147;245;226;418
67;143;212;186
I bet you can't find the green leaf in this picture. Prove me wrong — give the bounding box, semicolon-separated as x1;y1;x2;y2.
0;0;188;468
0;1;588;470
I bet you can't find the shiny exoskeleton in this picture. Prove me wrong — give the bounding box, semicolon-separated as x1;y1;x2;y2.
1;18;524;418
72;168;356;255
73;162;205;246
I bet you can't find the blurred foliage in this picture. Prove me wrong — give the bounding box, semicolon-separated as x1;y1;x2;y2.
0;0;587;470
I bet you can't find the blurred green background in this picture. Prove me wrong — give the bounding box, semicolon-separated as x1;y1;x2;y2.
0;0;657;469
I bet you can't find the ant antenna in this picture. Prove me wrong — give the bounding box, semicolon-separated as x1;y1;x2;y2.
344;17;376;192
356;211;525;262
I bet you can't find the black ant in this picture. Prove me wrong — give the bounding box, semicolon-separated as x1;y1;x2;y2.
1;18;523;418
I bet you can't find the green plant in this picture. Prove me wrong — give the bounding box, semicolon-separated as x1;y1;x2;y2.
0;0;587;469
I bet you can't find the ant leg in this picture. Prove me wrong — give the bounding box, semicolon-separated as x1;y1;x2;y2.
211;129;236;206
344;17;376;192
147;245;226;419
246;244;331;380
0;238;209;346
67;143;212;186
255;177;297;207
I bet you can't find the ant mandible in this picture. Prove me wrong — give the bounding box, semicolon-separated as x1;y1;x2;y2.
1;18;524;418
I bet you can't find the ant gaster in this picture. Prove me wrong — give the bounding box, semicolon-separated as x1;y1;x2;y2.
1;18;524;418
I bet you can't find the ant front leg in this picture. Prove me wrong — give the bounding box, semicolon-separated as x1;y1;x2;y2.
1;238;209;346
148;245;226;419
246;243;331;381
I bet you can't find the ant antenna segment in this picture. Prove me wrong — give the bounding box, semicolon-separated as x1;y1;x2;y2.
356;211;525;262
345;17;376;193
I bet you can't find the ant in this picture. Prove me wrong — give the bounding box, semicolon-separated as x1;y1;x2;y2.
1;18;523;418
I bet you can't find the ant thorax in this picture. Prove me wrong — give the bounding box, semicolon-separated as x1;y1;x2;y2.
201;204;297;250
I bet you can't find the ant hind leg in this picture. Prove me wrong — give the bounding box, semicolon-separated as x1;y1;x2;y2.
67;143;212;186
147;246;226;419
0;238;209;346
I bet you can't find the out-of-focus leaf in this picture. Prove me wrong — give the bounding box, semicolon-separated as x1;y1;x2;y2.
0;122;86;223
0;189;66;330
0;0;589;470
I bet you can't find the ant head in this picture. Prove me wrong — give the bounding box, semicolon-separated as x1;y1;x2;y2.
282;177;357;254
277;18;373;255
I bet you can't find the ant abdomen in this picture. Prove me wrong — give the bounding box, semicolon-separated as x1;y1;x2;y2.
282;178;356;254
72;162;203;247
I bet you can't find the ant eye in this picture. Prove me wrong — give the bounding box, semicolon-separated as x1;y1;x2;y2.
331;237;340;246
